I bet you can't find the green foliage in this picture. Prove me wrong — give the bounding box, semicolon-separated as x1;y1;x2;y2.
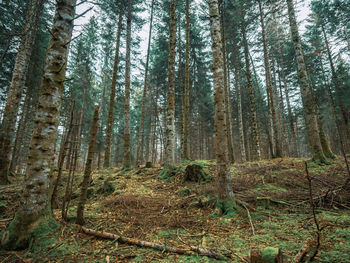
158;165;182;182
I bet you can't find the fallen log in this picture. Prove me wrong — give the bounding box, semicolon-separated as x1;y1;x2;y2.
78;226;228;260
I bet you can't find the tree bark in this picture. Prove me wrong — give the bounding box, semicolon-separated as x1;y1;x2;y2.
258;0;282;158
286;0;326;163
0;0;76;249
136;0;154;166
123;0;132;169
182;0;191;160
241;9;261;161
0;0;45;185
164;0;177;166
104;13;123;168
220;4;234;164
208;0;235;201
76;106;99;225
232;43;246;162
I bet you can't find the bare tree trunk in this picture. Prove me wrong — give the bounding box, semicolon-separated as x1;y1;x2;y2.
232;44;246;162
258;0;281;158
0;0;45;185
241;10;261;161
77;106;99;225
1;0;76;249
51;101;75;209
164;0;177;166
104;13;123;168
182;0;191;160
286;0;326;163
208;0;235;204
136;0;154;166
123;0;132;169
321;24;350;151
220;5;234;164
277;45;298;156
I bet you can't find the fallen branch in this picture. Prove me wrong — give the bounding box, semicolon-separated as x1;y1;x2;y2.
79;226;227;260
293;240;311;263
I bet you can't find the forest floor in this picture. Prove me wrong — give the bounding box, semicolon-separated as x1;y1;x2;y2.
1;157;350;262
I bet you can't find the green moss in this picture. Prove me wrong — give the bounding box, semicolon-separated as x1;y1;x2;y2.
177;187;193;197
261;247;280;263
97;180;115;195
214;198;237;218
158;165;181;182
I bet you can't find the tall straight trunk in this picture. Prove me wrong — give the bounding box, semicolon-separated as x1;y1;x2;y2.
0;0;45;185
123;0;132;169
9;84;32;174
241;11;261;161
220;6;234;164
208;0;235;202
136;0;154;166
51;101;75;208
76;106;99;225
286;0;326;163
232;43;246;162
277;66;291;157
277;43;298;156
258;0;281;158
1;0;76;249
164;0;177;166
104;13;123;168
321;24;350;149
182;0;190;160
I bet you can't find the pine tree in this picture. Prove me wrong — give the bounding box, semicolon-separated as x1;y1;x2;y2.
1;0;76;249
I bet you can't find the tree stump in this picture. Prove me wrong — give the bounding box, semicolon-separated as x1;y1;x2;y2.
250;247;284;263
184;164;207;183
145;162;153;168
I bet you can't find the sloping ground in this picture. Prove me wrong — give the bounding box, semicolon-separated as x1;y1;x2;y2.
1;157;350;262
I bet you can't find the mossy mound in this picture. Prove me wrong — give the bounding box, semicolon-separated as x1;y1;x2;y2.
97;180;115;195
158;165;181;181
183;164;211;184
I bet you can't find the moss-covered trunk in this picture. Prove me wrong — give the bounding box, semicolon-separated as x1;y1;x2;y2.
0;0;76;250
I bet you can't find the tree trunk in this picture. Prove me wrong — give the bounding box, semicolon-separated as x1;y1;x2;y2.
182;0;191;160
277;43;298;156
286;0;326;163
220;5;234;164
241;10;261;161
232;43;246;162
76;106;99;225
104;13;123;168
321;24;350;151
258;0;282;158
0;0;76;249
123;0;133;169
136;0;154;166
51;101;76;209
0;0;45;185
208;0;235;204
164;0;177;166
